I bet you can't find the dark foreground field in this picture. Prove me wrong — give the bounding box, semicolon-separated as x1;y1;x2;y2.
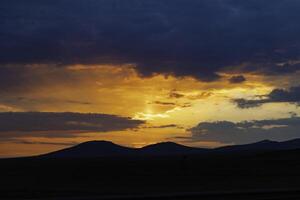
1;149;300;200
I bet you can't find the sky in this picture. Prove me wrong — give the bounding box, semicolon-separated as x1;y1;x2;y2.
1;0;300;157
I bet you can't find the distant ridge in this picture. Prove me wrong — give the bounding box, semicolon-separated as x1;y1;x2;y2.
40;138;300;158
43;141;135;158
140;142;209;155
216;138;300;152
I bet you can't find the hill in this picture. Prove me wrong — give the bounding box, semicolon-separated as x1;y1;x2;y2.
216;138;300;153
40;138;300;158
43;141;135;158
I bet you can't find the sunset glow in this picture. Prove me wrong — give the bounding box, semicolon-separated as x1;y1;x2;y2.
2;0;300;158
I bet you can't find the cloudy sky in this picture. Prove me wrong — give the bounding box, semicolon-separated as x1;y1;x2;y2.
1;0;300;157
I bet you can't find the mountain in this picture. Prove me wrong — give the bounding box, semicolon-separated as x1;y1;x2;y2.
280;138;300;149
41;141;207;158
139;142;208;155
216;138;300;153
40;139;300;158
42;141;135;158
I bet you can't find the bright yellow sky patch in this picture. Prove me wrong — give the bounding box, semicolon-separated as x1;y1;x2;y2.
1;65;300;157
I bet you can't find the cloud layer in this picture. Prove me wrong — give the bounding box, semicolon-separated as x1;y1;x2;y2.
189;117;300;144
234;86;300;108
0;112;144;139
228;75;246;84
1;0;300;82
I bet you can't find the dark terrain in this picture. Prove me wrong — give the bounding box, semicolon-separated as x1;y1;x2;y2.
1;139;300;199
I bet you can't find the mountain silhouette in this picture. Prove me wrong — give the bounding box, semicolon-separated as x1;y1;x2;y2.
43;141;135;158
216;138;300;153
139;142;208;155
40;138;300;158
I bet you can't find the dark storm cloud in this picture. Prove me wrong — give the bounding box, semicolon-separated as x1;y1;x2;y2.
1;0;300;83
228;75;246;84
189;116;300;144
0;112;144;139
234;86;300;108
